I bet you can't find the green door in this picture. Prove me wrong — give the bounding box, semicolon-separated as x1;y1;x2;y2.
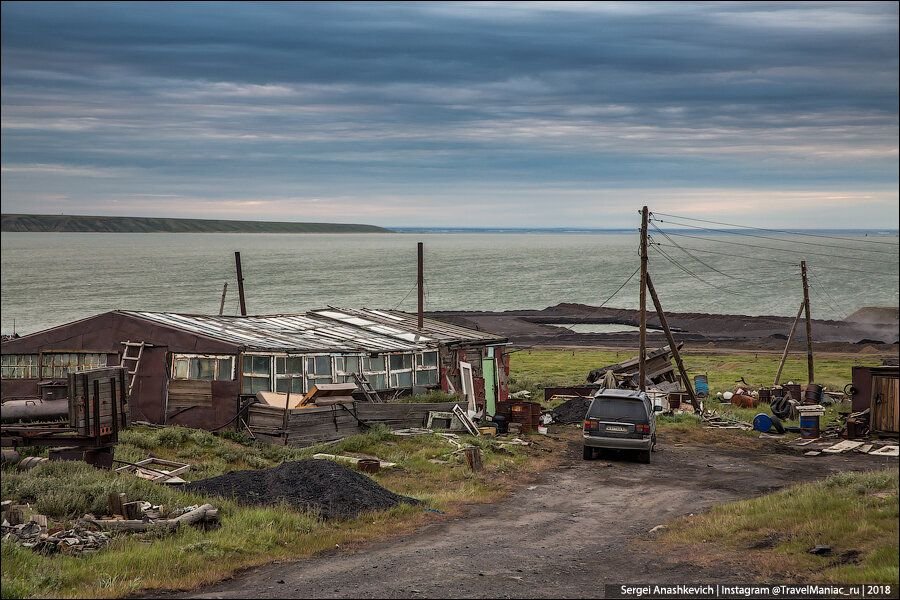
483;352;497;416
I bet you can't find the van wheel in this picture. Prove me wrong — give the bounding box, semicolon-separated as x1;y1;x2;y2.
638;449;651;464
583;446;594;460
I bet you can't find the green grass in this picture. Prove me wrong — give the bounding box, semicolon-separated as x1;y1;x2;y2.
658;469;900;584
1;424;543;599
509;348;880;421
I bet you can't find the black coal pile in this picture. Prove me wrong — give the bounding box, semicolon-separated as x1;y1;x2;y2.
185;459;419;520
550;397;592;424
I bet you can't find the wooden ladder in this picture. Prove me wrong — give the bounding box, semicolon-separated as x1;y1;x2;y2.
352;372;382;403
120;341;148;396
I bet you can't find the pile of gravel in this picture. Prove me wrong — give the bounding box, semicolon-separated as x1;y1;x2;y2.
550;397;592;424
185;459;419;520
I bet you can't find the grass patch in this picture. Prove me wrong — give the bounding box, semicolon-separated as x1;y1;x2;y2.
657;469;900;584
510;349;879;399
1;424;554;598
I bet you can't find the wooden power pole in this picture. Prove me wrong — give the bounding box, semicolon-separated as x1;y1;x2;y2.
800;260;814;383
646;273;698;411
638;206;649;391
417;242;424;330
773;300;805;386
218;282;228;316
234;251;247;316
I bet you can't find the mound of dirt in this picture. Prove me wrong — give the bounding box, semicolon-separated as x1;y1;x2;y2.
185;459;419;519
551;397;592;424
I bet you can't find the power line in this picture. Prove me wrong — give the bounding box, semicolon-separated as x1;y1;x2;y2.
650;224;791;285
391;282;417;310
651;217;899;260
651;228;898;266
651;245;743;296
652;211;900;247
651;241;894;276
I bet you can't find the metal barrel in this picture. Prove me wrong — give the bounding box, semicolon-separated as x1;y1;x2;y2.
804;384;824;405
17;456;49;471
799;414;821;438
757;388;772;404
694;375;709;397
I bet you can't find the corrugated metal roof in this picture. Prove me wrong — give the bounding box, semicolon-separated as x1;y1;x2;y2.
120;308;505;353
315;307;507;344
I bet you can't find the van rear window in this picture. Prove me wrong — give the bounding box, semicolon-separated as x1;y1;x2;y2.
589;398;647;421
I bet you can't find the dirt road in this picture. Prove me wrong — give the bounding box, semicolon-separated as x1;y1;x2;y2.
161;435;885;599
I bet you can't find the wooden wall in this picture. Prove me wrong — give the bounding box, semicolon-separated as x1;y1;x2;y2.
248;401;464;447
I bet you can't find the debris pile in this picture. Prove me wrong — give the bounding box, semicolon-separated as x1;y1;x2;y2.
549;397;592;424
185;459;419;519
587;344;683;392
1;521;110;555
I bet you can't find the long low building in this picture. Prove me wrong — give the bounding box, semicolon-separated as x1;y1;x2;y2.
0;308;509;431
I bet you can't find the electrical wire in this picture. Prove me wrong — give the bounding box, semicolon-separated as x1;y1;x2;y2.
650;244;743;296
391;282;418;310
652;216;900;260
652;211;900;247
650;224;792;285
650;228;899;266
651;241;894;276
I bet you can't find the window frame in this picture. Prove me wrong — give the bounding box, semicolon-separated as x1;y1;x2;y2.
241;353;274;394
171;353;235;382
0;354;40;379
388;353;414;388
274;355;304;394
414;350;440;386
39;352;107;379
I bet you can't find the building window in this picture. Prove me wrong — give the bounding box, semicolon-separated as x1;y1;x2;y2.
389;353;413;388
415;351;439;386
40;353;106;379
242;355;272;394
334;355;362;383
275;356;304;394
362;355;387;390
1;354;40;379
172;354;234;382
306;355;332;389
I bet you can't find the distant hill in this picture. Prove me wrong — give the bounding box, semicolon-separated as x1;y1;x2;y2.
1;214;389;234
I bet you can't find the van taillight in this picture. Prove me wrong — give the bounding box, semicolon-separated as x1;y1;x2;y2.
635;424;650;434
584;420;598;431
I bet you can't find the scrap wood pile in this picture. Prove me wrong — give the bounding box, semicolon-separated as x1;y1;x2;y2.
701;411;753;431
0;496;217;556
586;344;683;392
184;459;419;520
1;521;109;555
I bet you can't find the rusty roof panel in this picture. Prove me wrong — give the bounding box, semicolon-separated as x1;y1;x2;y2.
122;311;420;353
316;307;507;345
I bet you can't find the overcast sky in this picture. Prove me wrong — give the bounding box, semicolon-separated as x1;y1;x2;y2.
1;1;897;227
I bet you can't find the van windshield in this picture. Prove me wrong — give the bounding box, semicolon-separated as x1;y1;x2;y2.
589;398;647;421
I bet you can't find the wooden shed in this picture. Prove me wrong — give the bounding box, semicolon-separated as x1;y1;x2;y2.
1;308;508;432
851;365;899;436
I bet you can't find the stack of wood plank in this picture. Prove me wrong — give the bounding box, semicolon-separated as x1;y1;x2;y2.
248;401;465;447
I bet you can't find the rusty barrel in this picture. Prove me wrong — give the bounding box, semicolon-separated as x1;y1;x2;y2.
355;459;381;474
803;384;824;405
757;388;772;404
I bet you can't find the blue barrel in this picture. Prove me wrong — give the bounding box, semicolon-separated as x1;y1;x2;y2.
694;375;709;397
800;415;820;439
753;413;773;433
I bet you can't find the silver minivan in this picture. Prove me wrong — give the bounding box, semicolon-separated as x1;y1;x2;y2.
582;389;661;463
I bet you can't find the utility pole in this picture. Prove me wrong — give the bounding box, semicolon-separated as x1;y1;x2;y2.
218;282;228;316
638;206;649;391
417;242;424;330
234;251;247;316
773;301;805;386
646;273;698;411
801;260;814;383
